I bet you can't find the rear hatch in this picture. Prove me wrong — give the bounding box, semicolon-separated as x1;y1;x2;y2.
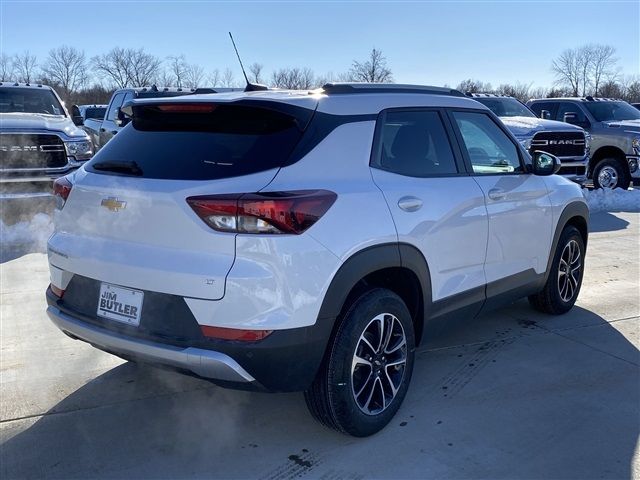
49;97;317;300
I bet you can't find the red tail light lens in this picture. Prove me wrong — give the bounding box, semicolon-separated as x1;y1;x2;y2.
156;103;217;113
187;190;337;234
200;325;272;342
49;284;65;298
53;177;73;209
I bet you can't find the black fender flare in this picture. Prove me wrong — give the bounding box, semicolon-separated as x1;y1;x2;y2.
543;201;589;284
316;242;432;334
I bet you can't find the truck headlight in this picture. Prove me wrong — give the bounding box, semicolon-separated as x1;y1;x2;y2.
519;138;532;151
632;137;640;155
64;140;93;161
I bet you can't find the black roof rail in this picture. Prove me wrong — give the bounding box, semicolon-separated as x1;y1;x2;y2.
321;83;465;97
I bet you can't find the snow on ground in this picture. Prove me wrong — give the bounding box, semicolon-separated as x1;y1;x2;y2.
0;213;53;254
582;187;640;213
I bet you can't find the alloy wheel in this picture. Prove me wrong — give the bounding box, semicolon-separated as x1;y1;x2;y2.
557;239;581;302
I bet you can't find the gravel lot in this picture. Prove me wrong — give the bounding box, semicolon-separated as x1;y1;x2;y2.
1;211;638;479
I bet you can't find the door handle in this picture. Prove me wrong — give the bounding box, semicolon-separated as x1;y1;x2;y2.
111;130;118;135
488;188;506;201
398;196;423;212
99;128;106;132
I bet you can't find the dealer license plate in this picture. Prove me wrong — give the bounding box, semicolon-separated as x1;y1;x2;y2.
97;282;144;326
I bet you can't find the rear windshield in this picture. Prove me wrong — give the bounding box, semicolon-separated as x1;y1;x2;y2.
84;107;106;119
86;103;309;180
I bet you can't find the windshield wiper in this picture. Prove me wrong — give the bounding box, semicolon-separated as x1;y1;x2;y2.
92;160;143;176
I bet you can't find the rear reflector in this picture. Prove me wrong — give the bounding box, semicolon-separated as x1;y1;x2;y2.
50;284;65;298
200;325;273;342
52;177;73;209
187;190;337;234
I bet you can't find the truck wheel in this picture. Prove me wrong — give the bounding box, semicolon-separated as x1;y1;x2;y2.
593;158;630;189
529;225;585;315
304;288;415;437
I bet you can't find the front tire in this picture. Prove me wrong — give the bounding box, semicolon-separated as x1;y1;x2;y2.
529;225;585;315
593;158;630;189
304;288;415;437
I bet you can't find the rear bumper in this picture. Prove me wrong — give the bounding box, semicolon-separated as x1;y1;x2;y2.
47;304;257;384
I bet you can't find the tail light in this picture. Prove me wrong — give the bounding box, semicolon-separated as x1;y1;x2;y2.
186;190;337;234
53;177;73;209
49;284;65;298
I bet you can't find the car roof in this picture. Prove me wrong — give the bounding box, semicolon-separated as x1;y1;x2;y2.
528;97;622;102
0;82;53;90
125;83;488;116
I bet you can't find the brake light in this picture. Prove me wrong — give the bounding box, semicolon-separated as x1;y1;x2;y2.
53;177;73;209
200;325;272;342
186;190;337;234
156;104;217;113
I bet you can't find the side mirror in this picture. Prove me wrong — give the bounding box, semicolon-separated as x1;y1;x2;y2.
72;115;84;126
531;150;561;176
115;107;130;127
563;112;579;125
540;109;551;120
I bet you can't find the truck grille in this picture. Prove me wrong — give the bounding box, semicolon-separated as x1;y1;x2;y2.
529;132;586;158
0;134;67;170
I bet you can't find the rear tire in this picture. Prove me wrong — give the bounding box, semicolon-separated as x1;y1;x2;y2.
593;158;630;189
529;225;585;315
304;288;415;437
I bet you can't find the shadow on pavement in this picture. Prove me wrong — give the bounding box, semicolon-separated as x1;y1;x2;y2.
1;303;637;479
588;211;630;233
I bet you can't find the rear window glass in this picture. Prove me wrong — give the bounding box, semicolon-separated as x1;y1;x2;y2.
86;103;307;180
84;107;106;119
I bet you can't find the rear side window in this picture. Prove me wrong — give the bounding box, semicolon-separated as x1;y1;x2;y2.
556;102;588;124
373;110;458;177
87;103;307;180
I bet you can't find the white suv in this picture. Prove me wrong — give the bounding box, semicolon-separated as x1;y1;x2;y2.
46;84;589;436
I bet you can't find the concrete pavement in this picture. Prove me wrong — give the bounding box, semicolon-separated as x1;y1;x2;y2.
1;212;638;479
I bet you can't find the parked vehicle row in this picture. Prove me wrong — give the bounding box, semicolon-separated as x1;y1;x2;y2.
46;83;589;436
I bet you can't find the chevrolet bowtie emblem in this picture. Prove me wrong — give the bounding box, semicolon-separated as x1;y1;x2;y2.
101;197;127;212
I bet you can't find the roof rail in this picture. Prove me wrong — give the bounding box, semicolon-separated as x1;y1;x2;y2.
321;83;465;97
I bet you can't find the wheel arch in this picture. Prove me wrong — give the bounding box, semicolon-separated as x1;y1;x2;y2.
317;243;432;347
544;201;589;283
589;145;629;175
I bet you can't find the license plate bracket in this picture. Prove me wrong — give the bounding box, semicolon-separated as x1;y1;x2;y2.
97;282;144;326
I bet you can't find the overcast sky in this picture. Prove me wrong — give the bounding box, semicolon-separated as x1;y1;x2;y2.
1;0;638;88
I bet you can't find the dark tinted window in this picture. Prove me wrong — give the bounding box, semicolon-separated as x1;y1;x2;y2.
0;87;64;115
87;103;306;180
556;102;588;124
84;107;106;119
373;110;458;177
529;102;556;119
474;98;535;118
452;111;523;174
584;101;640;121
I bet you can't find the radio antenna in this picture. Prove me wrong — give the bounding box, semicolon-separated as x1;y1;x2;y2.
228;32;268;92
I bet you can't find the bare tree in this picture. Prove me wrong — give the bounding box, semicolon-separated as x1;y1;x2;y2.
41;45;88;102
156;69;176;87
167;55;187;87
496;82;532;102
221;68;236;88
529;86;548;100
456;79;493;94
552;48;581;96
207;69;221;86
127;48;161;86
92;47;132;89
248;62;264;84
598;80;624;99
271;67;316;89
92;47;161;88
13;51;38;83
184;63;205;88
348;48;393;83
0;54;14;81
591;45;617;95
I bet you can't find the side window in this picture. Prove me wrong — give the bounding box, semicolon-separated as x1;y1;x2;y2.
451;111;523;175
529;102;556;119
106;93;125;122
373;110;458;177
556;102;588;124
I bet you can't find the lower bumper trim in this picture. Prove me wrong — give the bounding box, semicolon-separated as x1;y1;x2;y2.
46;306;255;383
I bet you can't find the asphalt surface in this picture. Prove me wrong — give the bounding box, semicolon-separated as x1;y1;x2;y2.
1;211;638;479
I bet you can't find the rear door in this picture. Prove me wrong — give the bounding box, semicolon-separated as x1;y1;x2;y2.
99;92;126;148
448;109;553;296
370;108;488;308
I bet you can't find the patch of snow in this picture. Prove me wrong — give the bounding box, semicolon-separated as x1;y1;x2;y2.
582;187;640;213
0;213;54;253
